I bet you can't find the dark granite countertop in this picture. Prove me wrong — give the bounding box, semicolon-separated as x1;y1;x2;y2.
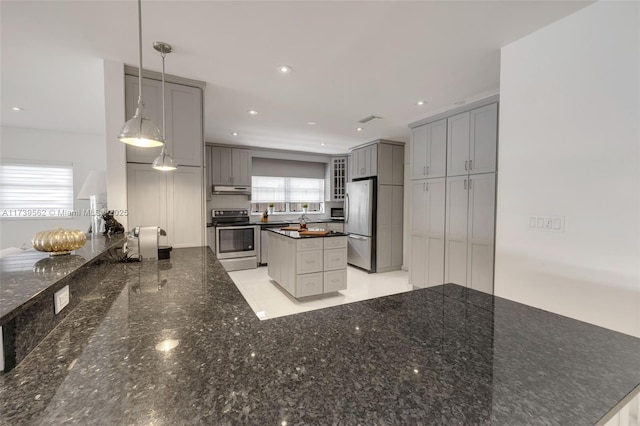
1;247;638;425
268;229;347;239
0;233;126;322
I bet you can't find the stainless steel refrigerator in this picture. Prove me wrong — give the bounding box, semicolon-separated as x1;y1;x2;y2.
345;178;376;272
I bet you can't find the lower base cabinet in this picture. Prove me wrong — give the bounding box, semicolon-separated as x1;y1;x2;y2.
268;232;347;298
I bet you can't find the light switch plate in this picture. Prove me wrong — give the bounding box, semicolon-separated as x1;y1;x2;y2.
54;285;70;314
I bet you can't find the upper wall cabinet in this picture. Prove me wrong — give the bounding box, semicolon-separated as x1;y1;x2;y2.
351;144;378;180
447;103;497;177
378;143;404;185
210;146;251;186
411;119;447;180
329;157;347;201
350;140;404;184
124;75;203;167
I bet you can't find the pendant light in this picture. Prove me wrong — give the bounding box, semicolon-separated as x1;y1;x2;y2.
152;42;177;171
117;0;164;148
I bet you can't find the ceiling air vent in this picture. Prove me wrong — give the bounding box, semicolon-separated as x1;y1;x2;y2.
357;115;382;124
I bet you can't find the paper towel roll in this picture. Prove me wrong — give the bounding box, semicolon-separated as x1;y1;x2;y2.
138;226;159;261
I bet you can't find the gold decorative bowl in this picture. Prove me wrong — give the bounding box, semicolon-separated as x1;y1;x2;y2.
32;228;87;256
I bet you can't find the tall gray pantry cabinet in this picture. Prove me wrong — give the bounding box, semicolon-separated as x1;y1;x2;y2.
124;68;206;248
409;100;498;293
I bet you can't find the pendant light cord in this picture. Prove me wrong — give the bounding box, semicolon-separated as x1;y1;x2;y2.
161;50;167;149
137;0;144;111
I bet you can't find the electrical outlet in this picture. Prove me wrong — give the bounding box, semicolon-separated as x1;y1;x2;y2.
529;216;564;232
54;285;70;314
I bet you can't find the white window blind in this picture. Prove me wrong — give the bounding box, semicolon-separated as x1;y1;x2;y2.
251;176;325;214
288;178;324;203
0;161;73;216
251;176;286;203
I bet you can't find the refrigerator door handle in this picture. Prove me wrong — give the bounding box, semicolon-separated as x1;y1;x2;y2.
345;193;350;223
348;234;367;241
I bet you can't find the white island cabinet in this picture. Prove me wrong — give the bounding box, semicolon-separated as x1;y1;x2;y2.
267;230;347;298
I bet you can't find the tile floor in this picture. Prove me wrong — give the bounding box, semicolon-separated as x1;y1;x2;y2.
227;266;414;320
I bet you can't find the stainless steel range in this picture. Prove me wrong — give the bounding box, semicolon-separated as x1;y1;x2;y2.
211;209;258;272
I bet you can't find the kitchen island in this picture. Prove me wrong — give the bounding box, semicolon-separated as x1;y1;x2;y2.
0;247;639;425
267;229;347;298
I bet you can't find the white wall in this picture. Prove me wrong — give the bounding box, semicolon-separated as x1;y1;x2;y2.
495;1;640;337
0;126;107;249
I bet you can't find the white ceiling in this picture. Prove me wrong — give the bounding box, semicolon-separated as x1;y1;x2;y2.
1;0;592;155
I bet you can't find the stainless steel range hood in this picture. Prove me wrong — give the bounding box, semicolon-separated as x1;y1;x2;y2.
212;185;251;195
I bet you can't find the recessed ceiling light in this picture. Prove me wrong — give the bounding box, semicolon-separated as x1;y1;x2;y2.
231;132;238;136
11;106;24;111
356;127;363;132
247;110;258;115
454;100;466;105
417;100;425;106
307;121;317;125
320;143;326;146
278;65;293;74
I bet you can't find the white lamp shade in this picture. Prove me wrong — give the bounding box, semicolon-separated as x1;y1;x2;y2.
77;170;107;200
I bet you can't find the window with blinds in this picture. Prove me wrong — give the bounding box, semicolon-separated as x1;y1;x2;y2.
0;161;74;218
251;176;324;214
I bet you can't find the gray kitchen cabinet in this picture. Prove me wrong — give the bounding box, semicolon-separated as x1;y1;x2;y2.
409;178;446;288
444;173;495;294
409;97;498;292
205;145;212;200
350;140;403;183
351;144;378;179
124;75;203;167
376;184;403;272
329;157;347;200
127;163;203;248
447;103;497;177
378;143;404;185
411;119;447;180
210;146;251;186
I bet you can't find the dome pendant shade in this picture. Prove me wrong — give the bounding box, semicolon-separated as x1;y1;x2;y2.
118;107;164;147
152;147;177;171
117;0;163;148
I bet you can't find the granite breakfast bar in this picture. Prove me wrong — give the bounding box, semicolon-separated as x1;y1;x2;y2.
0;234;126;371
0;246;639;425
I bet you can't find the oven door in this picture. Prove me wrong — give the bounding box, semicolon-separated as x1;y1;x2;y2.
215;225;257;259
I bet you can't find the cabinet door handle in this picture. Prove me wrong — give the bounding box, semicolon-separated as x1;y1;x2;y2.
423;182;425;192
426;182;429;191
426;166;430;175
469;160;473;170
423;166;426;175
469;179;472;190
464;179;467;190
465;160;468;171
